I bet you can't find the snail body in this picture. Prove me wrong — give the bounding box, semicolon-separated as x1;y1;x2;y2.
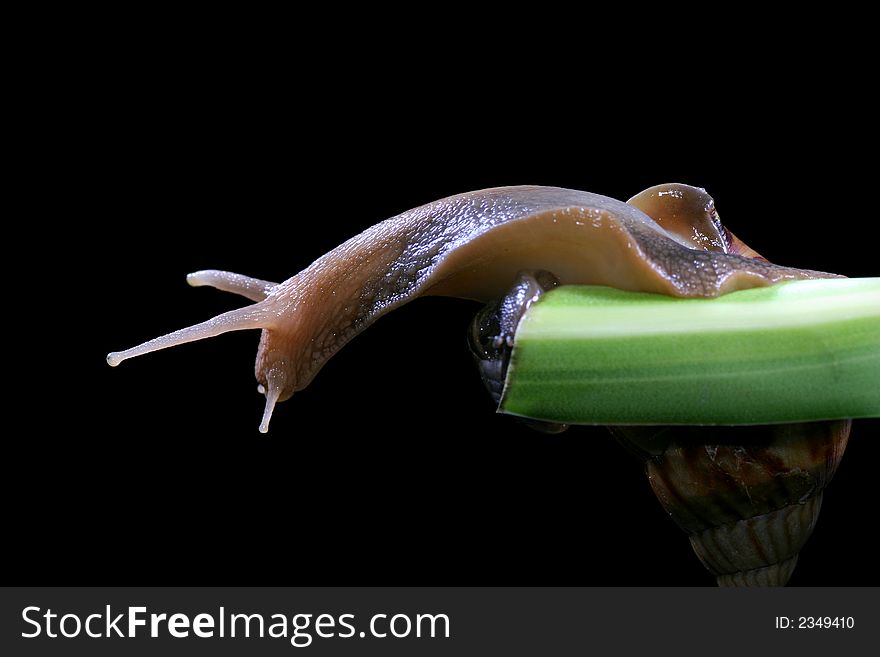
107;184;828;432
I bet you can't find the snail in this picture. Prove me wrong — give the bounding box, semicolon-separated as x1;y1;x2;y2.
107;184;829;433
107;183;847;586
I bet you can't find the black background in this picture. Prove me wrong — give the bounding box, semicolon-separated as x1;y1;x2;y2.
20;25;877;587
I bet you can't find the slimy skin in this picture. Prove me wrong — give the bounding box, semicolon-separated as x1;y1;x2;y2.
107;183;831;432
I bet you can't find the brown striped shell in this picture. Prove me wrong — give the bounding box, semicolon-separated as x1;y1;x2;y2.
613;421;850;586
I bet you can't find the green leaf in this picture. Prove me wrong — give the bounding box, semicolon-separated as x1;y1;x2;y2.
500;278;880;425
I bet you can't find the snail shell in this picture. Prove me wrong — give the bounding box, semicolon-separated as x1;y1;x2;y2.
614;421;851;586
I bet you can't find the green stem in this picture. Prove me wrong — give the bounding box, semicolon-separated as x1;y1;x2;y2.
500;278;880;425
